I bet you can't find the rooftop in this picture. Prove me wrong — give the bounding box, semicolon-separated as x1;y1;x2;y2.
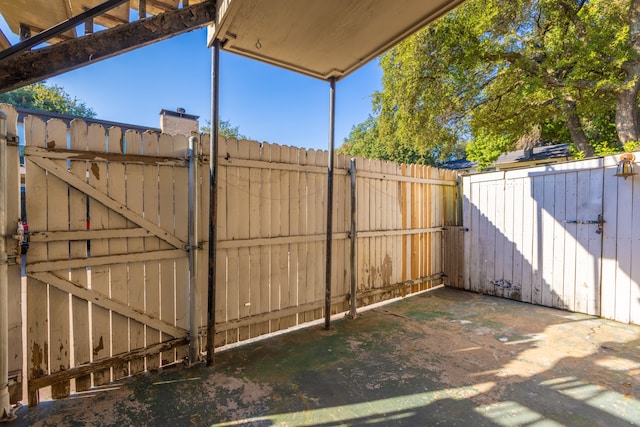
495;143;572;165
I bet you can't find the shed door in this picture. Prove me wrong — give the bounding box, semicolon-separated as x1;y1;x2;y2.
462;160;605;316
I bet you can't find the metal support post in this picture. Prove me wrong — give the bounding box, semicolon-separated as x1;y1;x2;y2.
187;136;199;364
0;111;13;421
206;38;220;366
348;158;357;318
324;77;336;330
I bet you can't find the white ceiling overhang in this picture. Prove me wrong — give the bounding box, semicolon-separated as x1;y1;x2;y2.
207;0;465;80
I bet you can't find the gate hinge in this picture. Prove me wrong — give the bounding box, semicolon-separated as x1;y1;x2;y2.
12;218;27;250
8;369;22;386
12;219;25;241
6;135;19;146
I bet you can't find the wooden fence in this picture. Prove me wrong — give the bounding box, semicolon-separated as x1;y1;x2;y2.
3;104;459;405
211;138;459;347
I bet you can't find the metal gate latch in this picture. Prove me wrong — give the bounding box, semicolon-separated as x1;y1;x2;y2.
564;214;605;234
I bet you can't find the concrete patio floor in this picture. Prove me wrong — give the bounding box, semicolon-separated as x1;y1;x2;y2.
11;286;640;426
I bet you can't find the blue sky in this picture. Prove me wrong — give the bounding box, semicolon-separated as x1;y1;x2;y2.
2;24;383;151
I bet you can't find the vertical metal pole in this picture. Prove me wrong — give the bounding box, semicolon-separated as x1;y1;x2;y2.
187;136;199;364
324;77;336;330
0;111;11;420
349;158;357;318
207;39;220;366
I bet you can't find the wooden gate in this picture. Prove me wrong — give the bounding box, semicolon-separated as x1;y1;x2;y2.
24;116;193;405
461;154;640;324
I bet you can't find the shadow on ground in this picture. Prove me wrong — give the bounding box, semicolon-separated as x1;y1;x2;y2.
12;286;640;426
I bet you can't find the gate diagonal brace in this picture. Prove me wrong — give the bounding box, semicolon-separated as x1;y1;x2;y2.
27;155;185;249
29;271;187;338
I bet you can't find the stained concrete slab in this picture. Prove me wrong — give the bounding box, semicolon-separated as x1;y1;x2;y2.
11;286;640;426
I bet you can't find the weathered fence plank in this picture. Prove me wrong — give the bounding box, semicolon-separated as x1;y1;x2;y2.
119;128;145;375
108;126;130;380
2;105;23;403
46;119;71;399
158;132;177;365
69;120;91;392
88;122;112;386
25;116;50;406
174;134;190;362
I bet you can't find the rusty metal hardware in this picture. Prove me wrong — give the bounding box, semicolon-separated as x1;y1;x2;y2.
565;214;605;234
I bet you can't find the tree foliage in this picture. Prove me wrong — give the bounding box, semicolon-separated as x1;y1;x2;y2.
200;119;246;139
338;114;465;164
0;82;97;118
342;0;638;168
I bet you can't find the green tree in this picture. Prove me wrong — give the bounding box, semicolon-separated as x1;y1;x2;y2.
338;115;384;158
338;114;465;164
616;0;640;144
0;82;97;118
200;119;246;139
369;0;634;166
465;132;513;171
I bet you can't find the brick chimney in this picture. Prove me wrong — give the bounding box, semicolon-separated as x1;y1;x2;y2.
159;107;200;136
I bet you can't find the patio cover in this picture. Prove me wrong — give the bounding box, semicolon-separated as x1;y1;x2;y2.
207;0;465;80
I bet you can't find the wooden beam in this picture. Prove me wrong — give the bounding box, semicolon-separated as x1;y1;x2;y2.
25;145;187;166
353;274;443;301
29;227;153;243
219;157;349;176
213;295;349;333
357;227;444;239
0;29;10;51
211;274;442;334
357;170;457;186
28;156;186;249
147;0;176;12
0;0;127;62
217;232;350;250
26;248;185;273
0;1;216;93
139;0;147;20
30;271;187;338
216;229;444;251
28;337;187;390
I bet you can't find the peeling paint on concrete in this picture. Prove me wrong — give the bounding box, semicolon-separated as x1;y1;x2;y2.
12;288;640;426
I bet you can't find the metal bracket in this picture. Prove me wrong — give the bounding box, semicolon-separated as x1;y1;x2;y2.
12;219;26;249
185;152;203;162
6;135;19;146
8;370;21;386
